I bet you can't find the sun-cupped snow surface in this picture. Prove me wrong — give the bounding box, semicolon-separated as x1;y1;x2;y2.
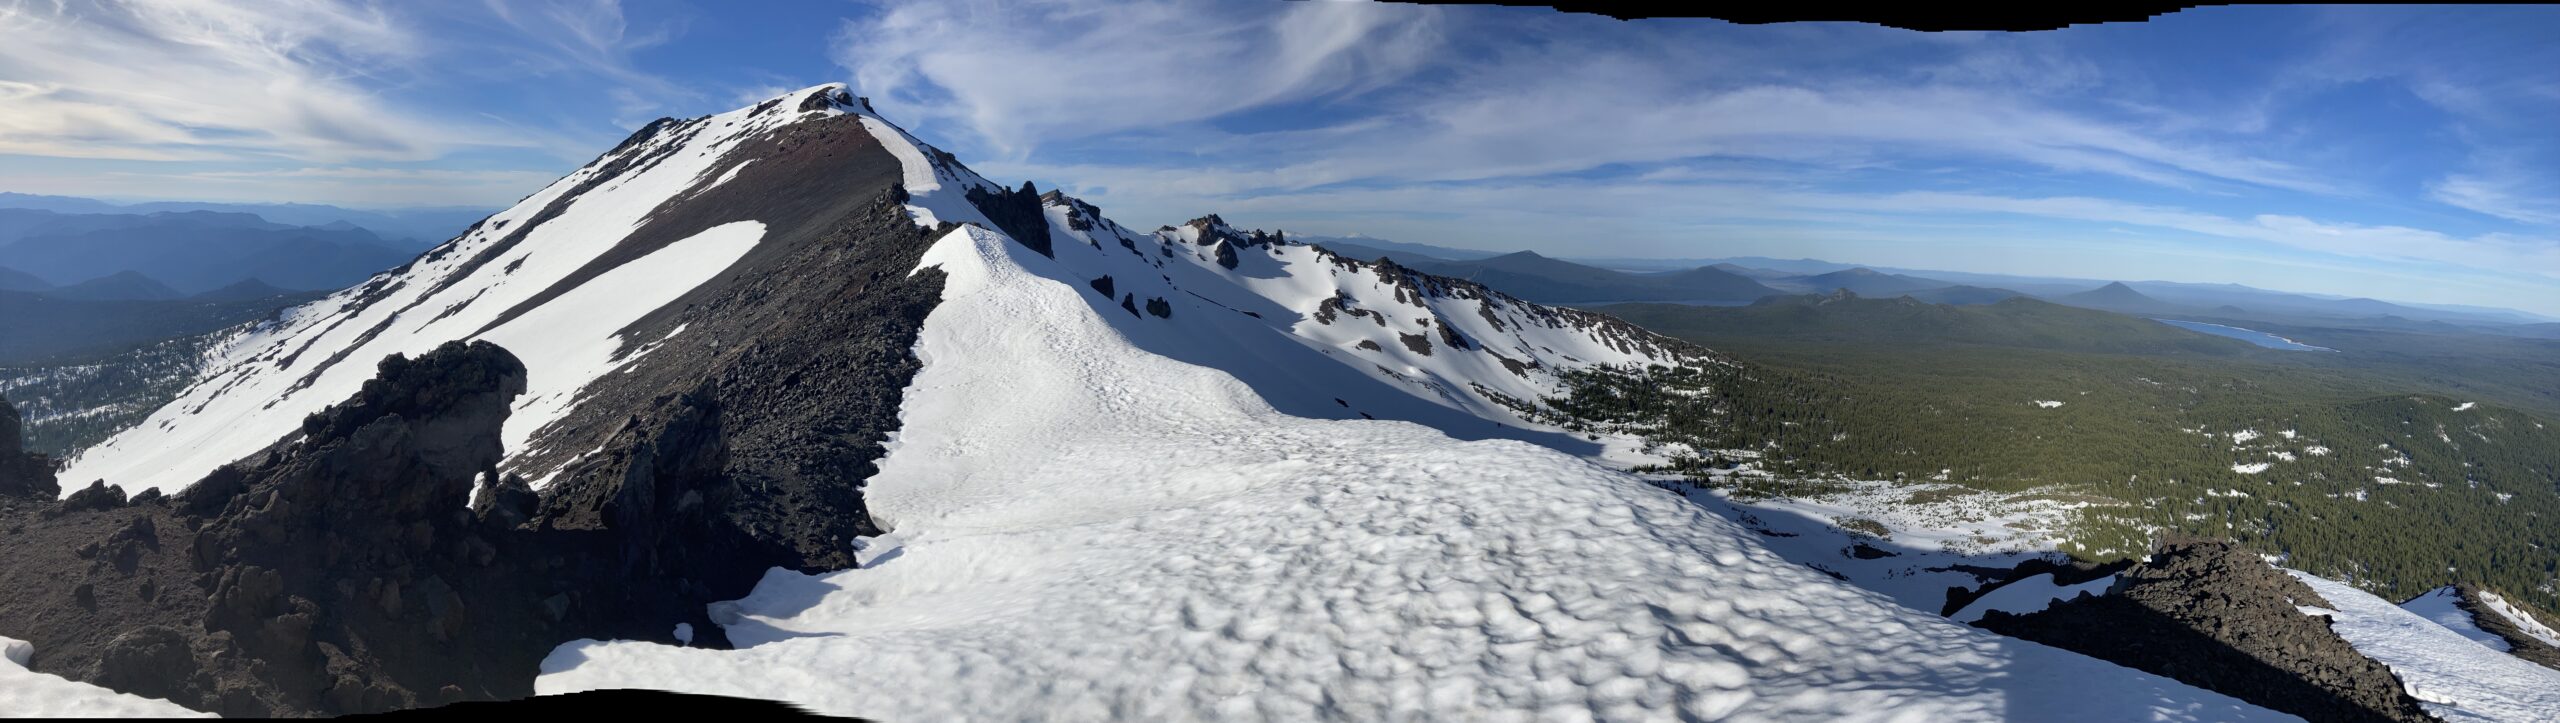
55;86;849;494
535;226;2287;722
2399;587;2510;651
2291;572;2560;723
0;636;213;718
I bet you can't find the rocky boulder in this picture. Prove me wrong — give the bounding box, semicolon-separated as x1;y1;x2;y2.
1975;539;2432;723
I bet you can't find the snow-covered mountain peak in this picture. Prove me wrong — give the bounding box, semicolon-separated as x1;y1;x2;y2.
60;81;930;494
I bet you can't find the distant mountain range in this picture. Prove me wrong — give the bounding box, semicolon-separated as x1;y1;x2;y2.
1382;250;1780;303
0;207;419;296
1284;235;2556;330
1596;291;2259;357
32;270;183;301
1293;234;1507;263
0;192;487;249
1764;267;1958;297
0;265;47;292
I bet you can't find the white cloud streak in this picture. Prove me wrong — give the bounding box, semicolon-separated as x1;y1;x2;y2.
832;0;2337;195
0;0;484;162
832;0;1442;156
0;0;693;162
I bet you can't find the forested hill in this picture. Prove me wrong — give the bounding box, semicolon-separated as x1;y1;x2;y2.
1554;296;2560;613
1594;292;2260;356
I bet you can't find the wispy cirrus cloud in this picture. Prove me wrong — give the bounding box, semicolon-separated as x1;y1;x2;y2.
832;0;1443;156
2427;170;2560;227
476;0;697;125
0;0;702;164
834;1;2338;196
0;0;481;162
835;1;2556;313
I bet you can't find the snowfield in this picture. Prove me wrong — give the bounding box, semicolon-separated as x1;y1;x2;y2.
534;226;2288;721
2475;590;2560;649
0;636;212;718
2293;572;2560;723
2398;587;2508;651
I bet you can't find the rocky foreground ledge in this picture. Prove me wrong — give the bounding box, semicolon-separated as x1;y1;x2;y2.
1974;538;2434;723
0;341;820;716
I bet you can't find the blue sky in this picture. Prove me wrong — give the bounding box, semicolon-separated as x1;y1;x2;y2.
1;1;2554;315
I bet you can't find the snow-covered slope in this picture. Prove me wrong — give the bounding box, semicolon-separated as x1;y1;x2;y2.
2475;590;2560;650
1044;208;1700;448
2295;573;2560;722
0;636;211;718
2401;586;2512;651
534;224;2287;721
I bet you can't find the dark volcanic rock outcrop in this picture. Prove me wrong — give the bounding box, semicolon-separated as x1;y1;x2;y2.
0;317;945;716
0;394;57;499
177;340;529;714
0;342;547;716
965;180;1051;258
488;116;946;577
1974;539;2432;723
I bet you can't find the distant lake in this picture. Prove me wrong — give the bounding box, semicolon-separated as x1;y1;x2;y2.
2154;319;2336;352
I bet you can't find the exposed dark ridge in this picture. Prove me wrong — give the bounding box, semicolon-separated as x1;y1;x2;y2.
1974;539;2433;723
2455;583;2560;671
493;182;945;574
964;180;1052;258
471;112;897;340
